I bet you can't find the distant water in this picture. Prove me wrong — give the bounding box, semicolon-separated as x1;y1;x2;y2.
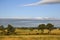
0;19;60;27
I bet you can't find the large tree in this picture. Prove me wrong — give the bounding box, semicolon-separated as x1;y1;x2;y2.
7;24;16;35
38;24;46;34
46;23;54;34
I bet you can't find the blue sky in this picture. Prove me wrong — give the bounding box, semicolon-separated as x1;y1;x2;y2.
0;0;60;18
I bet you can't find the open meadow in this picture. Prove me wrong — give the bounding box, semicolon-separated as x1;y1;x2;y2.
0;29;60;40
15;29;60;35
0;35;60;40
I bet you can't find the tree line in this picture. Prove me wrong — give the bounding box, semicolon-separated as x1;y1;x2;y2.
0;23;58;35
0;24;16;35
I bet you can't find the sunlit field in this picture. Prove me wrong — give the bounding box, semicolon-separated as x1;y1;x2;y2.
15;29;60;35
0;35;60;40
0;29;60;40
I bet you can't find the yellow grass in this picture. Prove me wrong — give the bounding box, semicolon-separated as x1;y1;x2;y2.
0;35;60;40
0;29;60;40
15;29;60;34
51;29;60;34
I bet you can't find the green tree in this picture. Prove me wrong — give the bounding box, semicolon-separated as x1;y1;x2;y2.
38;24;46;34
46;23;54;34
7;24;16;35
0;25;5;35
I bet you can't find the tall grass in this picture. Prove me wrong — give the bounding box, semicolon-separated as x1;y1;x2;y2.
0;35;60;40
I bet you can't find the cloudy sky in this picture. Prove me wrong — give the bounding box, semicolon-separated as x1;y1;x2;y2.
0;0;60;19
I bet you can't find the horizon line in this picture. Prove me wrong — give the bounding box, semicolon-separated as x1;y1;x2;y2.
0;17;60;20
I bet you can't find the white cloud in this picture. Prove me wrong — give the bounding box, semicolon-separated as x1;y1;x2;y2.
24;0;60;6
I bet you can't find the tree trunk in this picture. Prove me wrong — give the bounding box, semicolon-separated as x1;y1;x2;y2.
48;30;51;34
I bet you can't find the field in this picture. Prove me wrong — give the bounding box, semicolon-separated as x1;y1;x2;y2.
0;35;60;40
0;29;60;40
15;29;60;35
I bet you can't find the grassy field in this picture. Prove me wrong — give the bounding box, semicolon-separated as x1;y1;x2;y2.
15;29;60;35
0;29;60;40
0;35;60;40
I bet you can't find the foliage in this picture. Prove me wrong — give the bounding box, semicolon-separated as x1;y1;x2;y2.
0;25;5;30
6;24;16;35
38;24;46;33
46;23;54;34
0;25;5;35
0;23;59;35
